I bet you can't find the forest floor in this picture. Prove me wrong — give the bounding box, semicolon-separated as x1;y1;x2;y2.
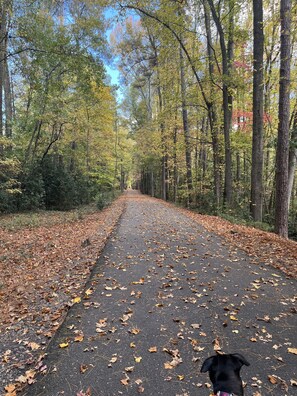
0;191;296;396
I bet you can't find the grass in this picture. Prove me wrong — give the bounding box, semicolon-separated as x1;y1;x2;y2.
0;204;99;231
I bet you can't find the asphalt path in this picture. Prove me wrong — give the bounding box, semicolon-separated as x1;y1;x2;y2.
23;191;297;396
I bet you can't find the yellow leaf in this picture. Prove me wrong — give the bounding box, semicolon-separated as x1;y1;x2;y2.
134;356;142;363
177;375;185;381
85;288;93;296
130;328;141;335
59;342;69;348
148;346;157;353
288;348;297;355
74;335;84;342
230;315;238;321
130;342;136;348
72;297;81;304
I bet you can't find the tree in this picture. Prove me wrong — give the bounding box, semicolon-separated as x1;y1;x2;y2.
207;0;234;206
275;0;292;238
251;0;264;221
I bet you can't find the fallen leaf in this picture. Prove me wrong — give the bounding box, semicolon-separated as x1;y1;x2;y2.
28;342;40;351
72;297;81;304
120;376;130;386
130;328;141;335
148;346;157;353
268;375;278;385
74;334;84;342
288;347;297;355
125;366;134;372
16;375;27;384
5;384;16;393
59;342;69;348
213;337;222;351
80;365;88;374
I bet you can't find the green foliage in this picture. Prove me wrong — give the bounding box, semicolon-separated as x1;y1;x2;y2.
0;1;133;214
41;156;92;210
0;158;21;212
17;164;45;211
97;190;121;210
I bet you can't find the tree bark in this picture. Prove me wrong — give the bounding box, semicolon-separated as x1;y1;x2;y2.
4;56;13;139
288;109;297;209
207;0;233;206
251;0;264;222
179;45;192;199
203;0;221;208
275;0;291;238
0;1;7;155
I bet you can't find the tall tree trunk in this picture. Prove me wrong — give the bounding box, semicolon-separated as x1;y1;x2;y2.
207;0;233;206
4;57;13;139
251;0;264;221
173;114;178;203
275;0;291;238
0;0;7;155
179;45;192;200
288;109;297;209
147;31;168;201
203;0;221;208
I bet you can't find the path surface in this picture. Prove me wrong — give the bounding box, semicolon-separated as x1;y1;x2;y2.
23;191;296;396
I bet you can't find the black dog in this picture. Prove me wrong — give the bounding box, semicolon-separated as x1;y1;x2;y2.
201;353;250;396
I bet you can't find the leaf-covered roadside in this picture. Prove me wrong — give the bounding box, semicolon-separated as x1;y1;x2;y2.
179;206;297;279
0;195;127;392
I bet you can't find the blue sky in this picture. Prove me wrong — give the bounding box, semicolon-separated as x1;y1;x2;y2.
105;64;120;86
104;7;122;95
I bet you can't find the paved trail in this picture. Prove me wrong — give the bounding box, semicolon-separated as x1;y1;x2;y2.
23;191;296;396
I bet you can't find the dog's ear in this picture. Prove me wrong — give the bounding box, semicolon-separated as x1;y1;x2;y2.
200;356;216;372
231;353;250;367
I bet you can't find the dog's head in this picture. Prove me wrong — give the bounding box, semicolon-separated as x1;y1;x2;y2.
201;353;250;396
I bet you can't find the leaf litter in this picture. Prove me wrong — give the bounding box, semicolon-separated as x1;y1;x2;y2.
0;196;126;393
1;193;296;395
